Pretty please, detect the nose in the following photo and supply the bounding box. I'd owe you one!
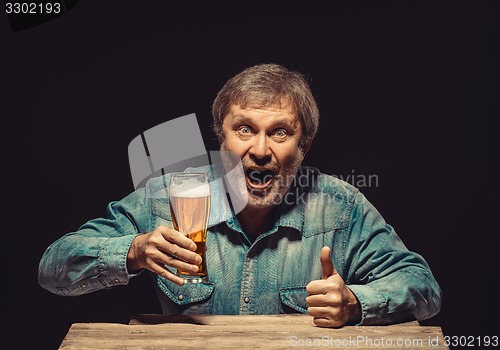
[249,132,271,160]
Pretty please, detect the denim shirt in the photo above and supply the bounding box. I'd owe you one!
[38,166,441,325]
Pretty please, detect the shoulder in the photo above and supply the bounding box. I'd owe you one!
[299,166,359,203]
[296,166,361,234]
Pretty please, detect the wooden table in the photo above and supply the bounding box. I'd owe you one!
[59,314,448,349]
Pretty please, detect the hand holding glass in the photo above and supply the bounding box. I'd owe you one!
[169,173,210,283]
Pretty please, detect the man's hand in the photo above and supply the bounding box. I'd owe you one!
[306,246,361,327]
[127,226,202,286]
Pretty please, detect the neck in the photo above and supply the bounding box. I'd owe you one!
[237,205,275,241]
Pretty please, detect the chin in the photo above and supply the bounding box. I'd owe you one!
[245,190,284,209]
[245,200,275,209]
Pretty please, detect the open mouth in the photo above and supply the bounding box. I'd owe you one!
[245,168,275,190]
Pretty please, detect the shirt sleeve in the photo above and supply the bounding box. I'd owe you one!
[343,192,442,325]
[38,187,150,296]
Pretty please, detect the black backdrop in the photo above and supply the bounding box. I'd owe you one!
[2,1,499,349]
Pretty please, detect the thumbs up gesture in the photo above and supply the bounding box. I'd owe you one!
[306,246,361,327]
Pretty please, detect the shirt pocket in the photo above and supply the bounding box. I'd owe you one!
[156,276,215,313]
[279,286,309,314]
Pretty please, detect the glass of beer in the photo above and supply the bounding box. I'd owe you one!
[169,172,210,283]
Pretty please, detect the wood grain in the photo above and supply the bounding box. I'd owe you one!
[59,314,448,349]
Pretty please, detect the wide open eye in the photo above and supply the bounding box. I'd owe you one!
[273,128,288,139]
[238,126,252,135]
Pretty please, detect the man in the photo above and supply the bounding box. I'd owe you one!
[39,63,441,327]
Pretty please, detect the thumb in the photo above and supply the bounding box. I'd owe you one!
[320,246,338,279]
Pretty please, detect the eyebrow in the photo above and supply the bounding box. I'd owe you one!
[231,114,297,129]
[231,114,251,122]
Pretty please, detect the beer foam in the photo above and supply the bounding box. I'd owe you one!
[170,180,210,198]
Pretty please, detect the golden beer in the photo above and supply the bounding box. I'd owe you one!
[169,173,210,283]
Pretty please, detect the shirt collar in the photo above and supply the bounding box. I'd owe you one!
[223,166,320,237]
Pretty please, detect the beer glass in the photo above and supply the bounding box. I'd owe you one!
[169,173,210,283]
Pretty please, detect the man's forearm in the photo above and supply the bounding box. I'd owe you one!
[38,232,137,296]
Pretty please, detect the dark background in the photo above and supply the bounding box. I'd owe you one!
[2,1,498,349]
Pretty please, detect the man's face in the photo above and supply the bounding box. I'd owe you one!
[220,101,305,209]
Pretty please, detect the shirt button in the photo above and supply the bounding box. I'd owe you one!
[178,295,184,301]
[244,296,250,303]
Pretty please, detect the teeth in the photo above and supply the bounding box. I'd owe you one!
[246,169,274,185]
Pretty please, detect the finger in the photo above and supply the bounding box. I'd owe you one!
[307,291,344,308]
[159,240,202,265]
[312,317,343,328]
[308,306,344,328]
[153,249,201,273]
[307,306,334,318]
[308,307,343,328]
[306,294,325,307]
[158,226,197,251]
[312,317,331,328]
[306,279,342,295]
[320,246,338,279]
[154,226,201,265]
[306,280,331,295]
[149,261,185,286]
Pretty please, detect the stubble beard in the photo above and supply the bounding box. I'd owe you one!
[220,144,304,209]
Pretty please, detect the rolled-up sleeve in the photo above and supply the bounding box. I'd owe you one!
[343,192,442,325]
[38,188,149,296]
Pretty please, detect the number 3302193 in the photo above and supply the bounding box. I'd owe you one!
[444,335,498,347]
[5,3,61,14]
